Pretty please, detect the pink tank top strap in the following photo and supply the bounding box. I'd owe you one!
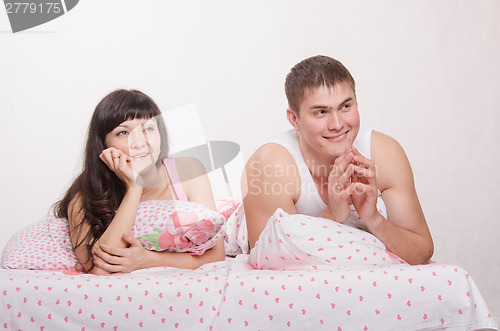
[162,157,189,202]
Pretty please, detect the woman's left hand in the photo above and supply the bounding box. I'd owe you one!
[350,147,381,227]
[93,234,150,273]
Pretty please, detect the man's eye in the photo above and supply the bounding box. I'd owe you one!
[341,104,350,111]
[315,110,326,115]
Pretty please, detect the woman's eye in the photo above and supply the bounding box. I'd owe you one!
[144,126,155,133]
[117,131,128,136]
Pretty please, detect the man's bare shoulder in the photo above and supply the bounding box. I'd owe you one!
[371,131,405,158]
[371,130,413,190]
[243,143,301,200]
[245,143,298,180]
[247,143,295,165]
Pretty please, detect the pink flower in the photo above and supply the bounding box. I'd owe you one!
[184,220,215,245]
[157,211,217,250]
[158,211,198,250]
[215,199,240,220]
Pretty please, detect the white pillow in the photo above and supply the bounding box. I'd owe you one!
[249,209,407,270]
[1,217,83,271]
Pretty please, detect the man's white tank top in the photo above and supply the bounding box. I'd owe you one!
[266,128,388,231]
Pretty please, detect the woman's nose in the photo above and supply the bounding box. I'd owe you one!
[128,127,147,149]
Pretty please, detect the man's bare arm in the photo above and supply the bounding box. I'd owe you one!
[242,144,299,248]
[368,131,434,264]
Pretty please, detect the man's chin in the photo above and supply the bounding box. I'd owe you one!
[327,144,353,158]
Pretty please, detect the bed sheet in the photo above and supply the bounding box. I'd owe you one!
[1,256,497,331]
[1,262,229,330]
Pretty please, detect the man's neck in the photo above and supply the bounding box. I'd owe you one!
[298,138,337,181]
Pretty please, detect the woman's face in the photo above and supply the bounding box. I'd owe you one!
[104,116,161,174]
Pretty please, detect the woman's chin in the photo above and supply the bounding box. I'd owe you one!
[133,163,162,187]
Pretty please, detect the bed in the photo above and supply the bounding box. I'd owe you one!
[0,257,497,330]
[1,199,498,331]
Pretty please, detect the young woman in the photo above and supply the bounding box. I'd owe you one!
[55,89,224,275]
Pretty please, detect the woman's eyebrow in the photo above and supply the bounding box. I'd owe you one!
[114,124,130,129]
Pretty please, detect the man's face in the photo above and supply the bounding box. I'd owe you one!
[292,83,360,161]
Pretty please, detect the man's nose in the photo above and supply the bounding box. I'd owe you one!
[327,112,343,131]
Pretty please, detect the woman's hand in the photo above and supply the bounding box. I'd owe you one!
[99,147,139,189]
[93,234,150,274]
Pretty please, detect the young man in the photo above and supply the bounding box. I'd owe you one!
[242,55,433,265]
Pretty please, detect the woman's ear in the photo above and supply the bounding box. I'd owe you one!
[286,108,301,132]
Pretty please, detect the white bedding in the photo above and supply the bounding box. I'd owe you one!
[1,256,497,330]
[1,203,498,330]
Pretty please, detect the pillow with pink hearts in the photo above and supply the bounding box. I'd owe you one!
[132,200,225,255]
[1,216,83,271]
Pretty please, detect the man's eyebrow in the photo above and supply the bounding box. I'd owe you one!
[310,104,331,110]
[338,97,354,107]
[309,97,354,110]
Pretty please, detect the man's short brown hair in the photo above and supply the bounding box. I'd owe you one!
[285,55,356,114]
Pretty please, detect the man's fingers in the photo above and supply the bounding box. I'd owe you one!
[353,165,377,184]
[334,163,354,188]
[333,149,354,173]
[348,182,373,195]
[352,150,375,169]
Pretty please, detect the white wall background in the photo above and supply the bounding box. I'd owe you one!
[1,0,499,318]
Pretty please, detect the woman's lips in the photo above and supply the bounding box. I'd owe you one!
[130,153,150,161]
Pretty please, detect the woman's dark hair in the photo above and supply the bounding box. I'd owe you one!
[54,89,169,260]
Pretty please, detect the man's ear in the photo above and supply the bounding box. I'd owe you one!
[286,108,301,132]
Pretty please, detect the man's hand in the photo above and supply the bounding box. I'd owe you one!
[350,146,381,229]
[321,147,357,223]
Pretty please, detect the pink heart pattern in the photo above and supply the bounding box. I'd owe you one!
[0,260,496,329]
[0,200,496,330]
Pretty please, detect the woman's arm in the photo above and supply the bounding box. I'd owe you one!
[68,186,143,275]
[93,156,225,272]
[94,235,225,272]
[67,193,94,272]
[68,147,145,274]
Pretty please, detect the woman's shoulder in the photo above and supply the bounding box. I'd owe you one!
[169,156,208,181]
[67,192,84,226]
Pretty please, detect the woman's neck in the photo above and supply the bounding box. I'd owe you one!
[137,164,167,189]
